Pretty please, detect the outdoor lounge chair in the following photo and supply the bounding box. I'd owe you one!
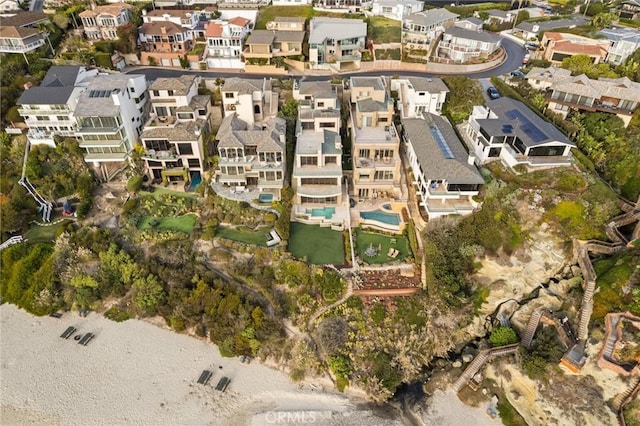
[387,248,395,257]
[390,249,400,259]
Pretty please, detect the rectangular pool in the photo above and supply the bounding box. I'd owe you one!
[360,209,400,226]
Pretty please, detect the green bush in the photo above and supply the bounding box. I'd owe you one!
[93,52,113,69]
[104,306,131,322]
[93,41,115,53]
[489,326,518,347]
[126,175,144,193]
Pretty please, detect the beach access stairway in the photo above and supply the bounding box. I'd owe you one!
[521,310,543,348]
[19,177,53,222]
[0,235,23,251]
[612,375,640,423]
[452,344,519,393]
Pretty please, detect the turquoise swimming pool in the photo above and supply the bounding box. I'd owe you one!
[306,206,335,219]
[360,209,400,226]
[258,193,273,203]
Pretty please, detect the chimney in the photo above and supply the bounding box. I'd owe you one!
[142,9,147,16]
[161,26,167,35]
[532,25,539,33]
[467,153,476,166]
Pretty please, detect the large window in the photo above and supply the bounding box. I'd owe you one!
[319,122,335,128]
[300,156,318,166]
[77,116,119,129]
[178,143,193,155]
[359,149,370,158]
[301,177,337,185]
[375,149,394,159]
[325,156,337,165]
[146,139,172,151]
[301,196,337,204]
[374,171,393,180]
[188,158,201,168]
[261,171,282,181]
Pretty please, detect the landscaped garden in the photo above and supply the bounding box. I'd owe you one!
[216,225,270,247]
[24,220,72,242]
[137,214,197,234]
[375,49,401,61]
[367,16,401,44]
[289,222,344,264]
[354,228,411,264]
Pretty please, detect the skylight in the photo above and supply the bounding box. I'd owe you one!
[430,125,454,159]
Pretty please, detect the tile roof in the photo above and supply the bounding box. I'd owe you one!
[525,66,572,84]
[74,74,144,117]
[149,75,197,94]
[457,17,484,26]
[79,3,131,18]
[478,97,574,148]
[229,16,250,27]
[17,66,85,105]
[406,76,449,93]
[309,17,367,44]
[485,9,511,18]
[356,98,389,113]
[598,27,640,44]
[205,23,223,37]
[405,8,459,27]
[552,74,640,102]
[553,40,605,56]
[403,114,483,185]
[246,29,305,45]
[141,119,207,141]
[140,21,184,36]
[515,17,587,33]
[216,114,286,151]
[0,25,39,39]
[297,80,334,98]
[222,77,266,95]
[145,9,193,19]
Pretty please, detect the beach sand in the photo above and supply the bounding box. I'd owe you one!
[1,304,496,425]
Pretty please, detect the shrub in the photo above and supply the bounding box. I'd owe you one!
[126,175,144,193]
[489,326,518,347]
[122,198,138,215]
[104,306,131,322]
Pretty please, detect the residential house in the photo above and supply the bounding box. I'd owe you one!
[403,114,483,218]
[17,66,100,147]
[74,74,149,179]
[0,11,50,54]
[599,27,640,66]
[546,74,640,127]
[308,17,367,71]
[0,0,20,12]
[140,76,211,184]
[465,97,575,168]
[349,76,402,200]
[272,0,312,5]
[371,0,424,22]
[455,17,484,32]
[478,9,514,25]
[221,77,278,125]
[389,76,449,118]
[620,0,640,20]
[315,0,365,12]
[79,3,132,41]
[513,16,587,40]
[293,80,342,133]
[141,9,201,36]
[243,29,305,64]
[204,17,251,69]
[138,22,194,66]
[292,80,344,209]
[215,114,287,200]
[541,32,609,64]
[438,26,502,62]
[402,8,459,55]
[524,66,572,90]
[265,17,305,32]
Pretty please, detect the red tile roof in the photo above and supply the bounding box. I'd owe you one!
[228,17,250,27]
[205,23,223,37]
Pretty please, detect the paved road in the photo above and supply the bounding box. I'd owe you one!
[126,37,525,81]
[30,0,43,12]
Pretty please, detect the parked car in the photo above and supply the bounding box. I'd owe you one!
[522,53,531,64]
[525,42,539,50]
[510,70,526,79]
[487,87,501,100]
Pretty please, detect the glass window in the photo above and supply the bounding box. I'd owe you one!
[178,143,193,155]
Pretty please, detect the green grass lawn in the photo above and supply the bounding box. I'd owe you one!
[354,228,410,264]
[289,222,344,264]
[190,43,206,56]
[216,225,269,247]
[255,5,315,29]
[24,220,72,242]
[368,16,401,44]
[137,214,197,234]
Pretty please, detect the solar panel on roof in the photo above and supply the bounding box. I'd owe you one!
[429,125,454,159]
[502,124,513,133]
[89,89,112,98]
[504,109,547,143]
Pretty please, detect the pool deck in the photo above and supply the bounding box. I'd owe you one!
[351,199,407,230]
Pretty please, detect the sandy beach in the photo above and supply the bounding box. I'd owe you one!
[0,304,496,425]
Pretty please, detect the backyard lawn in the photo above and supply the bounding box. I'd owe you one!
[354,228,411,264]
[375,48,401,60]
[24,219,72,242]
[368,16,401,44]
[137,214,197,234]
[255,5,315,29]
[140,187,197,200]
[216,225,270,247]
[289,222,344,264]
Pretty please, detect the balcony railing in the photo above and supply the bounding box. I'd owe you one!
[0,38,46,53]
[141,150,179,161]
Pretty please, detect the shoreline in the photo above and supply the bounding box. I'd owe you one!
[0,304,497,425]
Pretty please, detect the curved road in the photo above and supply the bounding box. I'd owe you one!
[126,37,525,81]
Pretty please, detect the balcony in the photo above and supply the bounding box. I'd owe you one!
[146,115,176,127]
[141,149,179,161]
[0,38,46,54]
[438,42,481,54]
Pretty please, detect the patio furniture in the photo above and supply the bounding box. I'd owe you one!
[78,332,94,346]
[60,326,76,339]
[387,248,395,257]
[390,249,400,258]
[390,238,397,245]
[197,370,213,385]
[215,376,230,392]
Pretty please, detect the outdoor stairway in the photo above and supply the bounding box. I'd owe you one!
[577,279,595,342]
[606,223,628,245]
[0,235,23,251]
[522,310,543,348]
[452,344,519,393]
[612,375,640,413]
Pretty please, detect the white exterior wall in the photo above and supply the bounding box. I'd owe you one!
[390,79,447,117]
[222,91,256,125]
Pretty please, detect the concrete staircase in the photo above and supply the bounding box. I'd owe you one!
[452,344,519,393]
[521,309,543,349]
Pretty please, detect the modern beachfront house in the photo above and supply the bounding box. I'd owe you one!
[292,79,344,220]
[215,114,287,200]
[221,77,278,126]
[74,74,149,181]
[79,3,133,41]
[390,76,449,119]
[308,17,367,71]
[465,97,575,168]
[204,16,251,69]
[402,8,459,56]
[403,114,483,218]
[349,76,402,200]
[17,66,100,147]
[139,76,212,185]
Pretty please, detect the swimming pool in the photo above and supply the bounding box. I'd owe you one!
[360,209,400,226]
[258,193,273,203]
[306,206,335,219]
[188,172,202,191]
